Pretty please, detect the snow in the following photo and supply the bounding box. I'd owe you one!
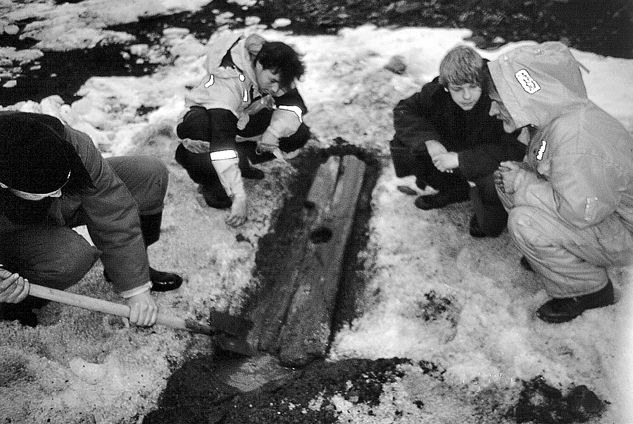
[1,0,632,422]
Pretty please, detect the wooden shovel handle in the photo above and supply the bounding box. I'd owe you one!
[28,283,215,336]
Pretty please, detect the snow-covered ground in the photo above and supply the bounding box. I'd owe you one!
[1,0,633,422]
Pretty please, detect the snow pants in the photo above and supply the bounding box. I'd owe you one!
[505,203,633,298]
[0,156,168,300]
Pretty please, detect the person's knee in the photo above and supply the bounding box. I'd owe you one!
[176,107,210,141]
[22,233,100,289]
[279,124,310,153]
[507,207,549,247]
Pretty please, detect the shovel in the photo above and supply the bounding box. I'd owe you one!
[28,283,254,356]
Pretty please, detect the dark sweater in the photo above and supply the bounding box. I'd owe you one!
[392,76,525,181]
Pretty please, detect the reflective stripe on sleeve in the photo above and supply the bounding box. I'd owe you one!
[210,149,238,161]
[277,105,304,123]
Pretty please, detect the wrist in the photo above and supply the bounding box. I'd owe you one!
[120,282,152,298]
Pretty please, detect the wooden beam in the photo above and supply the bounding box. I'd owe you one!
[278,155,366,367]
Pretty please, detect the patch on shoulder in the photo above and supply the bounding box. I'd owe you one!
[515,69,541,94]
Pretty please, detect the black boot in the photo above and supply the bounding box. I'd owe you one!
[239,160,265,180]
[0,302,38,327]
[536,280,615,324]
[149,267,183,292]
[414,189,469,210]
[199,185,232,209]
[469,214,487,238]
[104,268,183,292]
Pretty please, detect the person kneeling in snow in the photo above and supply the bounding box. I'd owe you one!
[0,111,182,328]
[391,45,525,237]
[175,33,310,227]
[489,42,633,323]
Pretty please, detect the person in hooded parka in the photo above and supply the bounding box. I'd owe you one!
[489,42,633,323]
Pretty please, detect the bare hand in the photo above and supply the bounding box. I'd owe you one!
[425,140,448,160]
[226,195,248,227]
[126,290,158,327]
[494,161,524,194]
[433,152,458,173]
[0,268,30,304]
[180,138,211,154]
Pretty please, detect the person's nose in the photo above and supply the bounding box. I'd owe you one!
[462,88,472,101]
[489,101,499,116]
[269,82,279,94]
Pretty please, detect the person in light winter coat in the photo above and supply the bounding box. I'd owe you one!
[489,42,633,323]
[0,111,182,327]
[175,32,310,227]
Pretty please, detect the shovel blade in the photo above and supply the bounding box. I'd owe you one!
[208,310,253,338]
[214,334,255,357]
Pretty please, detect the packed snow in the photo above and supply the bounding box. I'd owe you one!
[1,0,632,422]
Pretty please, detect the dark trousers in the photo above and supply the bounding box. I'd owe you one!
[0,156,168,296]
[390,142,470,195]
[470,174,508,237]
[175,106,310,194]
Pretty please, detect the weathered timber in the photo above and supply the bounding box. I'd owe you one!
[278,155,366,367]
[247,155,366,367]
[247,156,341,353]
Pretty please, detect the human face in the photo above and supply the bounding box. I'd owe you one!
[447,83,482,111]
[255,62,282,97]
[488,88,519,133]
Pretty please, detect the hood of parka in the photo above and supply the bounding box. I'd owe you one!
[487,42,589,129]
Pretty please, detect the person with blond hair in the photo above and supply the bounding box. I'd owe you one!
[391,45,525,237]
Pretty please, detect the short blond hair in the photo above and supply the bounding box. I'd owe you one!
[438,45,484,88]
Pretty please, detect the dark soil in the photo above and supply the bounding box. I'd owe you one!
[2,0,631,106]
[143,356,409,424]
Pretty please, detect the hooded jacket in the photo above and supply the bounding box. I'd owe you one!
[488,42,633,232]
[185,32,307,151]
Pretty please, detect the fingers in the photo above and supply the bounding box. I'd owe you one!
[494,169,507,193]
[226,213,247,227]
[129,302,158,327]
[127,294,158,327]
[0,273,30,304]
[226,197,248,227]
[181,138,211,153]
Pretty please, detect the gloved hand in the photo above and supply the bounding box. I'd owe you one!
[256,130,280,154]
[226,195,247,227]
[181,138,211,153]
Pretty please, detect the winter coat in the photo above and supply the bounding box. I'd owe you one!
[185,32,307,151]
[392,76,525,181]
[488,41,633,234]
[0,111,149,294]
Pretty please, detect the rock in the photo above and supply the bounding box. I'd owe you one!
[5,24,19,35]
[385,55,406,75]
[272,18,291,28]
[69,358,107,385]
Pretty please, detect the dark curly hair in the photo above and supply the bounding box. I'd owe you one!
[255,41,305,89]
